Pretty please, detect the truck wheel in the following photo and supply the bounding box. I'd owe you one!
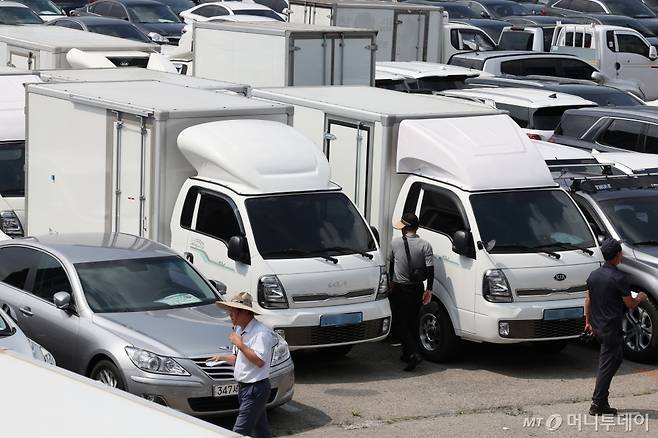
[91,360,126,391]
[532,340,569,354]
[623,298,658,363]
[418,301,459,362]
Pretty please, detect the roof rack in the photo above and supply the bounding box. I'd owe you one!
[568,174,658,193]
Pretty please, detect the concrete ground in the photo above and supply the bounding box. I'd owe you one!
[243,340,658,437]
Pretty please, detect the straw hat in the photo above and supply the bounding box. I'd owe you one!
[216,291,260,315]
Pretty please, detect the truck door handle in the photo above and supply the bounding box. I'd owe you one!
[19,306,33,317]
[184,252,194,263]
[615,62,621,70]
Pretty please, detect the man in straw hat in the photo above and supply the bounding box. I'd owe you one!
[209,292,276,438]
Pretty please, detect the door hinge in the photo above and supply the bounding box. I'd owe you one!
[366,44,378,51]
[290,46,302,52]
[323,132,337,141]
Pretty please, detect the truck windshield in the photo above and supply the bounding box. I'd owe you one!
[470,189,595,254]
[598,194,658,245]
[75,256,218,313]
[246,193,376,260]
[0,141,25,198]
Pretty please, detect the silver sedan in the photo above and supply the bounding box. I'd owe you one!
[0,233,294,416]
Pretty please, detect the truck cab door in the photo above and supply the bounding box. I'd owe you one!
[392,11,428,61]
[613,31,657,100]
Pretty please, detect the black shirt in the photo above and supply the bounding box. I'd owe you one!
[586,263,630,334]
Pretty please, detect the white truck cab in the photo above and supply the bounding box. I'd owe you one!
[499,25,546,51]
[551,24,658,100]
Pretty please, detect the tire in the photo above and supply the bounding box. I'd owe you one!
[318,345,353,358]
[532,340,569,354]
[90,360,127,391]
[622,297,658,363]
[418,301,459,362]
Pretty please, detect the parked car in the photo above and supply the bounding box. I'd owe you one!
[551,106,658,153]
[179,1,284,23]
[0,1,43,24]
[376,61,485,92]
[465,75,646,106]
[7,0,63,21]
[72,0,184,45]
[441,87,597,139]
[460,0,533,18]
[47,15,152,42]
[0,232,295,416]
[0,308,55,364]
[566,14,658,48]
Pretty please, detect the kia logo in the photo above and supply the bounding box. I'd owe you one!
[328,281,347,288]
[554,273,567,282]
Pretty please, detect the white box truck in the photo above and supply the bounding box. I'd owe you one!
[192,21,377,86]
[252,86,603,361]
[0,25,159,70]
[25,81,391,351]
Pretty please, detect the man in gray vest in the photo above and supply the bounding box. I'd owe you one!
[389,212,434,372]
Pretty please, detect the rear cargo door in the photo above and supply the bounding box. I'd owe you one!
[290,37,331,85]
[393,11,428,61]
[333,36,374,85]
[324,119,371,215]
[112,118,151,237]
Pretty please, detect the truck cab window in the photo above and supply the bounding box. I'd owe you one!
[419,189,466,239]
[597,119,644,151]
[31,253,73,304]
[616,33,650,57]
[193,193,241,243]
[180,186,199,228]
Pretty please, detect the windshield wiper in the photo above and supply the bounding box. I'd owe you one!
[491,244,561,259]
[261,248,338,264]
[535,242,594,256]
[631,240,658,246]
[321,246,374,260]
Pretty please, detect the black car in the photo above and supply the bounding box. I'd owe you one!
[466,76,645,106]
[643,0,658,14]
[47,15,152,42]
[72,0,184,45]
[0,2,43,24]
[552,106,658,154]
[565,13,658,48]
[460,0,532,19]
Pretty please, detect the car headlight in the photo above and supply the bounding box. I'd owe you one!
[376,266,389,300]
[148,32,170,43]
[0,210,23,237]
[271,335,290,367]
[28,339,56,365]
[258,275,288,309]
[125,347,189,376]
[482,269,512,303]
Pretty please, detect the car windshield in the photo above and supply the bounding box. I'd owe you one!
[75,256,217,313]
[128,4,180,23]
[0,141,25,198]
[470,189,595,253]
[489,2,530,17]
[234,9,284,20]
[0,312,12,336]
[15,0,60,14]
[598,195,658,245]
[606,0,656,18]
[0,6,43,23]
[245,193,376,259]
[443,4,481,18]
[87,23,151,42]
[532,106,593,131]
[160,0,194,15]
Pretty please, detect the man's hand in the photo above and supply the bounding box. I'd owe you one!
[422,289,432,305]
[229,332,244,350]
[207,354,225,362]
[584,322,593,335]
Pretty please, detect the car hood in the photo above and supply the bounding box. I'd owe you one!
[93,304,235,358]
[136,22,184,37]
[634,245,658,269]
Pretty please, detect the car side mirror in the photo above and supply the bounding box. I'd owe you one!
[370,225,380,245]
[228,235,251,265]
[649,46,657,61]
[480,11,490,18]
[53,292,72,310]
[452,230,475,259]
[209,280,227,295]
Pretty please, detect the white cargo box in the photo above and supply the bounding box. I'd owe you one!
[289,0,445,62]
[26,81,292,243]
[0,25,159,70]
[37,67,249,94]
[193,21,377,87]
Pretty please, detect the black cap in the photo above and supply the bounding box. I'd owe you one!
[600,238,622,261]
[393,212,419,230]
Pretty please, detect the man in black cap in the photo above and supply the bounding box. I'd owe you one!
[585,238,647,416]
[389,212,434,371]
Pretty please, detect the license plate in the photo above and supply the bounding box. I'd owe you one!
[543,307,583,321]
[213,383,239,398]
[320,312,363,327]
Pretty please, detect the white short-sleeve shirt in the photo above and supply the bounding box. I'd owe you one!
[233,318,275,383]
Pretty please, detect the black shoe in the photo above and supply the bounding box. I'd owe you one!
[589,403,618,416]
[403,354,422,372]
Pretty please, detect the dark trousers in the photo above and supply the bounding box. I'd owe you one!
[234,379,272,438]
[592,327,624,405]
[391,282,424,359]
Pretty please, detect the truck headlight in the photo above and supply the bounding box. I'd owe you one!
[376,266,389,300]
[28,339,56,365]
[258,275,288,309]
[0,211,23,237]
[482,269,512,303]
[125,347,189,376]
[271,335,290,367]
[148,32,170,43]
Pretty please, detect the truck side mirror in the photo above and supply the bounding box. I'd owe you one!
[209,280,227,295]
[228,236,251,265]
[650,46,657,61]
[370,225,380,245]
[452,230,475,259]
[53,292,71,311]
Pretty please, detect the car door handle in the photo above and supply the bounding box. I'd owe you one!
[615,62,621,70]
[19,306,33,317]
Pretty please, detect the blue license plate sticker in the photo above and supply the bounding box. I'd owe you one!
[320,312,363,327]
[543,307,584,321]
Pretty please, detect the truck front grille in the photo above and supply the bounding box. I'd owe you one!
[191,357,234,380]
[283,318,385,346]
[503,317,585,339]
[292,288,375,303]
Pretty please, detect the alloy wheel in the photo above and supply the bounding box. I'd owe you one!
[419,312,440,352]
[96,368,119,388]
[623,307,653,353]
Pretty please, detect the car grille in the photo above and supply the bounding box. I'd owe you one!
[283,318,385,346]
[504,317,585,339]
[188,389,278,413]
[191,357,234,380]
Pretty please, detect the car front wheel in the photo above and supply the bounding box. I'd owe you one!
[623,297,658,363]
[90,360,127,391]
